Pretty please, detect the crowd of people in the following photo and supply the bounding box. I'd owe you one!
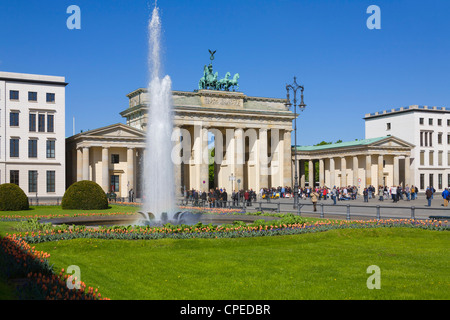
[183,184,450,209]
[183,187,258,207]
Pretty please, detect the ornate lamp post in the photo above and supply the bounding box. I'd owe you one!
[285,77,306,209]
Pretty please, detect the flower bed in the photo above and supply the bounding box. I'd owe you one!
[0,235,108,300]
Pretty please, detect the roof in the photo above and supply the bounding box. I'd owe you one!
[294,136,391,151]
[364,105,450,119]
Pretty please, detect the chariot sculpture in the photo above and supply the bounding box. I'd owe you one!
[198,50,239,91]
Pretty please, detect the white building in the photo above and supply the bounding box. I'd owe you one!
[0,71,67,200]
[364,105,450,192]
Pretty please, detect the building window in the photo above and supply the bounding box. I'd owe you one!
[420,151,425,166]
[429,151,434,166]
[28,171,38,193]
[10,112,19,126]
[420,174,425,190]
[28,91,37,102]
[46,93,55,103]
[111,154,120,164]
[429,118,433,125]
[438,151,443,166]
[10,138,19,157]
[448,134,450,145]
[438,174,443,189]
[38,114,45,132]
[448,174,450,188]
[386,123,391,130]
[429,132,433,147]
[420,132,424,147]
[438,119,442,126]
[419,118,424,125]
[29,114,36,132]
[448,151,450,166]
[47,115,54,133]
[429,174,434,188]
[110,175,119,192]
[448,119,450,126]
[46,171,55,193]
[438,133,442,144]
[28,139,38,158]
[9,90,19,100]
[46,140,55,158]
[10,170,19,186]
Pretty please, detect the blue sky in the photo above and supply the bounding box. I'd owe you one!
[1,0,449,146]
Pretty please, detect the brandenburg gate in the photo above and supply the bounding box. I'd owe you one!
[121,88,295,194]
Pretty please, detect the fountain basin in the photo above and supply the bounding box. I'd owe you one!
[40,213,281,228]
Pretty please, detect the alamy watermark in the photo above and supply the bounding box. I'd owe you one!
[366,265,381,289]
[66,265,81,289]
[67,5,81,30]
[367,5,381,30]
[171,121,281,176]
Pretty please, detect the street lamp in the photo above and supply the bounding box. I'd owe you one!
[285,76,306,209]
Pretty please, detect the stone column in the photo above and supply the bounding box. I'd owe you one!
[76,148,83,182]
[378,154,384,187]
[353,156,359,187]
[283,130,292,187]
[235,127,244,188]
[193,124,202,191]
[299,160,306,188]
[259,128,269,189]
[365,155,372,187]
[340,157,346,187]
[127,147,135,194]
[404,156,411,186]
[308,159,314,187]
[82,147,90,181]
[329,157,335,187]
[319,159,325,187]
[393,156,399,186]
[173,126,182,195]
[101,147,109,192]
[200,126,209,192]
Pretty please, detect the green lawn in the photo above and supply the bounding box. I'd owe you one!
[0,204,140,219]
[32,227,449,300]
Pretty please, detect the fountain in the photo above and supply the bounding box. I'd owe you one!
[138,4,201,226]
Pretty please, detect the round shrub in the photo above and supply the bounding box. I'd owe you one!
[0,183,29,211]
[62,180,108,210]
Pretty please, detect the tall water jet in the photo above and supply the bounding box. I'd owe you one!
[142,5,176,220]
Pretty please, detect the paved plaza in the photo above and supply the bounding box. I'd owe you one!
[179,193,450,222]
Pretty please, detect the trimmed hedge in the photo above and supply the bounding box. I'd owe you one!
[0,183,29,211]
[61,180,108,210]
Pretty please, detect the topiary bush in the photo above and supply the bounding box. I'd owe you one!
[0,183,29,211]
[62,180,108,210]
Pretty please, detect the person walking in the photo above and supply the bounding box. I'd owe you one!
[441,188,450,207]
[311,189,319,212]
[426,187,433,207]
[331,186,337,205]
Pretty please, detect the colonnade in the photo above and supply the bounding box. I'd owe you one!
[173,125,292,193]
[293,154,411,190]
[76,146,141,196]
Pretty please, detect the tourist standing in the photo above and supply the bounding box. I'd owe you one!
[426,187,433,207]
[363,188,369,202]
[311,189,319,212]
[378,185,384,201]
[391,186,397,203]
